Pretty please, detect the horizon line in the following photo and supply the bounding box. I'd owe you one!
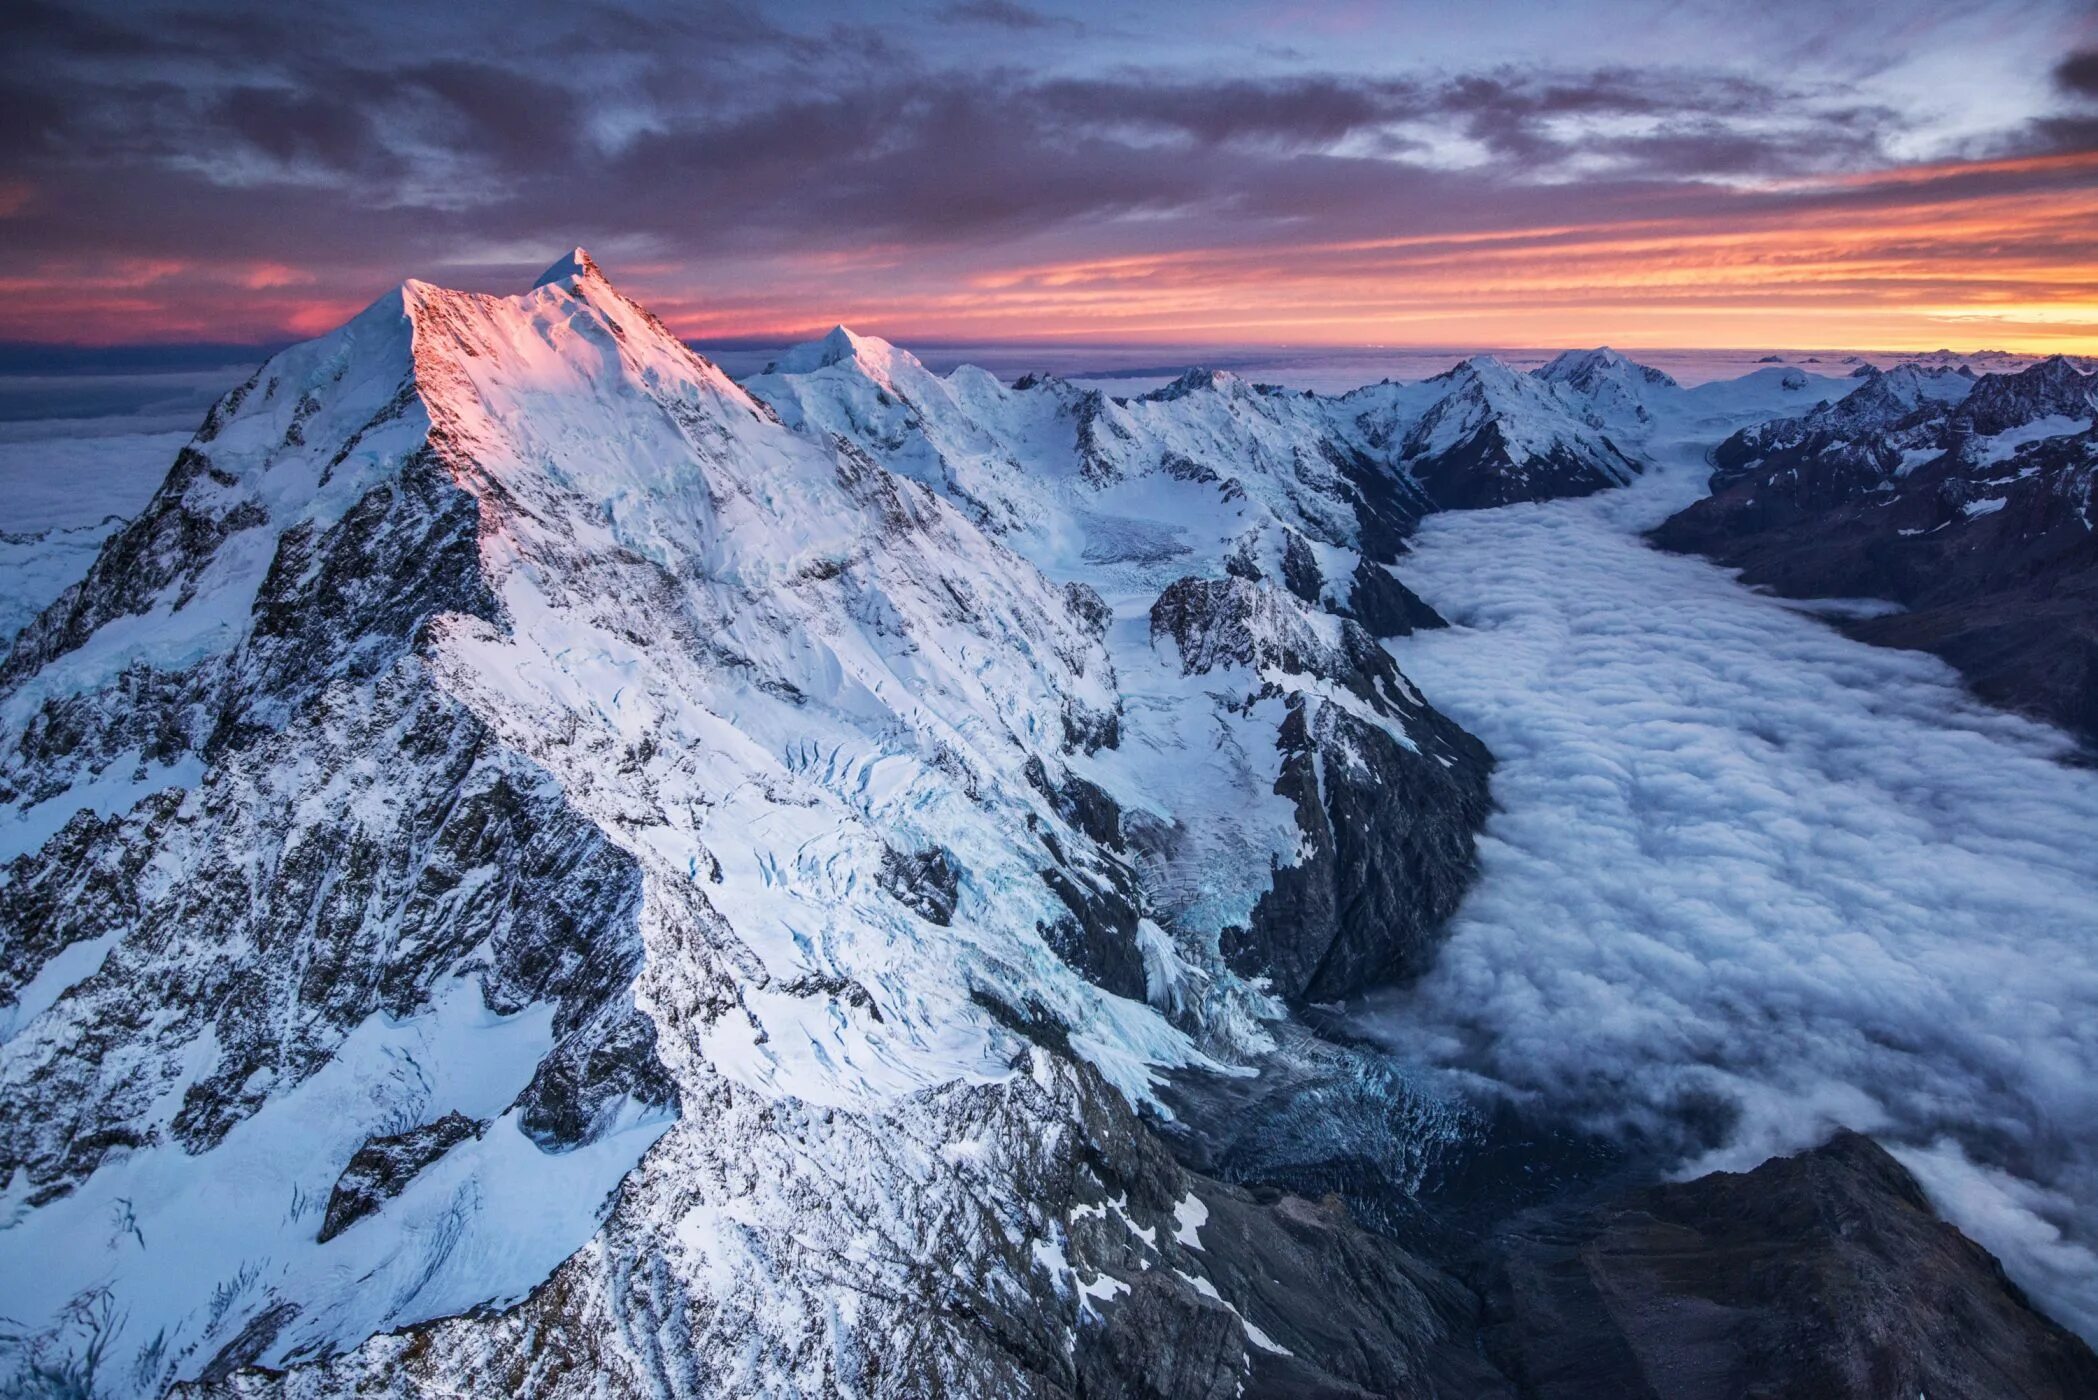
[0,335,2072,374]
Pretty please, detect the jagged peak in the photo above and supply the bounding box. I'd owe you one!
[1428,355,1549,406]
[1538,346,1625,372]
[532,246,601,289]
[762,324,922,382]
[1431,353,1521,387]
[1140,367,1244,402]
[1879,361,1971,385]
[1972,354,2095,399]
[2028,353,2090,378]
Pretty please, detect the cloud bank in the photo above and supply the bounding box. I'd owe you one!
[1358,462,2098,1337]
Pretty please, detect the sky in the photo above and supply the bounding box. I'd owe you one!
[4,0,2096,353]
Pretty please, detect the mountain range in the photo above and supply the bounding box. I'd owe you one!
[1653,356,2098,747]
[2,252,2093,1398]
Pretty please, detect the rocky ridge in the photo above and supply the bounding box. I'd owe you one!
[1654,356,2098,748]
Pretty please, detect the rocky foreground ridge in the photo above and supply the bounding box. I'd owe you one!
[0,254,2089,1396]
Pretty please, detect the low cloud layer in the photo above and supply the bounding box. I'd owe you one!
[0,0,2093,348]
[1359,466,2098,1337]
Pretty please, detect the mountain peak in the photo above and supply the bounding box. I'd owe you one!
[760,324,921,382]
[1537,346,1679,392]
[818,323,867,359]
[532,246,601,289]
[1430,354,1525,393]
[1140,367,1243,402]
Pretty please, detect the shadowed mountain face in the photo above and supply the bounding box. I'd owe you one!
[1,255,2092,1397]
[1653,357,2098,749]
[1480,1132,2098,1400]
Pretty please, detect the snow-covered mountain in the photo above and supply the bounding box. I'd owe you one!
[744,327,1652,634]
[1656,355,2098,747]
[1533,345,1680,426]
[4,253,2091,1397]
[0,252,1514,1395]
[1708,362,1977,488]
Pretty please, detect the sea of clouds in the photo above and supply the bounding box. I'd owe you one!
[0,373,217,642]
[1359,461,2098,1337]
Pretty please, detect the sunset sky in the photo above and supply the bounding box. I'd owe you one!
[5,0,2097,352]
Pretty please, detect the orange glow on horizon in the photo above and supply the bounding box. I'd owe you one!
[6,147,2096,357]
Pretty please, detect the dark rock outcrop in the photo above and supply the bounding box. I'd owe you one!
[1230,694,1491,1003]
[1280,531,1323,604]
[1061,580,1113,640]
[319,1112,486,1242]
[1479,1131,2098,1399]
[877,844,963,926]
[1038,853,1148,1003]
[1347,559,1446,638]
[1408,419,1641,512]
[1025,754,1125,852]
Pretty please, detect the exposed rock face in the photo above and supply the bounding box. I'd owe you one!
[1704,362,1973,488]
[1408,420,1638,511]
[1,677,668,1201]
[1347,558,1446,639]
[1234,695,1491,1003]
[1147,576,1492,1003]
[1654,357,2098,747]
[877,844,962,925]
[1280,530,1323,603]
[319,1112,487,1242]
[1479,1132,2098,1399]
[194,1050,1498,1400]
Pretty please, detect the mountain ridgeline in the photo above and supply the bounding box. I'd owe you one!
[1653,356,2098,748]
[1,253,2092,1398]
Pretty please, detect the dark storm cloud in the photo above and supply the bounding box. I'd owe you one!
[397,60,590,168]
[2058,48,2098,98]
[1035,74,1421,146]
[213,85,392,174]
[0,31,1740,264]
